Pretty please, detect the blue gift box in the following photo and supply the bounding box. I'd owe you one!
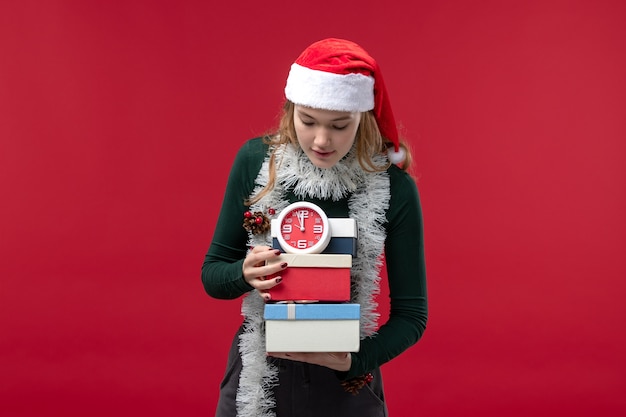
[272,237,357,257]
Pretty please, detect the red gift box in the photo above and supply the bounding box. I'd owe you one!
[266,254,352,302]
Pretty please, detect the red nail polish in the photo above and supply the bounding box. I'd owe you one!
[280,262,288,268]
[275,277,282,283]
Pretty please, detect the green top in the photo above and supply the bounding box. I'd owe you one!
[202,137,428,379]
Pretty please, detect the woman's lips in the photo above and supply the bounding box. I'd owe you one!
[313,149,334,158]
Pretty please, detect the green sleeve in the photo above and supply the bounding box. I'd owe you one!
[201,138,267,299]
[347,167,428,378]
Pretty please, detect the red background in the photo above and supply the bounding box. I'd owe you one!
[1,0,625,416]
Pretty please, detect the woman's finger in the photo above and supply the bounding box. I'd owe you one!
[253,275,283,291]
[243,248,288,285]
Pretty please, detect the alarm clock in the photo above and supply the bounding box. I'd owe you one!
[275,201,331,254]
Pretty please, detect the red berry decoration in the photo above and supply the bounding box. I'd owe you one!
[268,208,276,215]
[242,210,271,235]
[341,373,374,395]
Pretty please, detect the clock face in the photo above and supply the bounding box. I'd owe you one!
[276,202,330,254]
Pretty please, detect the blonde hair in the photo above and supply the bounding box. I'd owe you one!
[246,101,412,205]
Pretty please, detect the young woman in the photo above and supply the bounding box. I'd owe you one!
[202,38,428,417]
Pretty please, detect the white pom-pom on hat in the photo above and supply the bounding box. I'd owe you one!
[387,146,406,165]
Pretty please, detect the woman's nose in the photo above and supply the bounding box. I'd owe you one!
[313,127,331,146]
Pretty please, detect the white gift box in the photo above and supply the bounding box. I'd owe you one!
[264,303,360,352]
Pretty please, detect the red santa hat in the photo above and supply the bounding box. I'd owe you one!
[285,38,405,164]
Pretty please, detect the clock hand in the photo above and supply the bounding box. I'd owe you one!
[294,212,302,231]
[298,211,305,232]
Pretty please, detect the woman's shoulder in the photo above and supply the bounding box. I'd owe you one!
[238,136,270,156]
[225,137,270,183]
[386,163,418,193]
[231,137,270,167]
[385,164,423,224]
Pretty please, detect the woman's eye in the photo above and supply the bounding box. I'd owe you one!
[333,125,348,130]
[301,120,314,126]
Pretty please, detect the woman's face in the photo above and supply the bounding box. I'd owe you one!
[293,105,361,169]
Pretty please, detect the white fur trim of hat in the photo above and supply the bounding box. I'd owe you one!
[285,63,375,112]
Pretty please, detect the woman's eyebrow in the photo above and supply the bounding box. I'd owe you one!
[298,110,352,121]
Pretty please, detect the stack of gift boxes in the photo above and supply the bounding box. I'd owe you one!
[264,218,360,352]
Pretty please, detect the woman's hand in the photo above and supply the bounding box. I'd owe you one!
[267,351,352,372]
[242,246,288,301]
